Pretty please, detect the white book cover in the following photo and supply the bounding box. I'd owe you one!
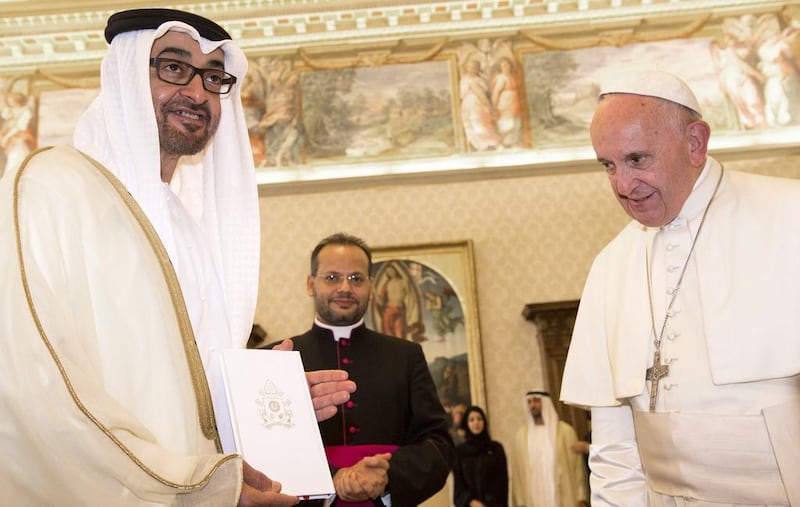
[219,349,335,500]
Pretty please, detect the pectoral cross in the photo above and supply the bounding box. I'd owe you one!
[645,349,669,412]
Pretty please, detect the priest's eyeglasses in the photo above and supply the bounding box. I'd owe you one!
[316,272,368,288]
[149,58,237,95]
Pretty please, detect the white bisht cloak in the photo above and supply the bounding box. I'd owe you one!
[0,146,242,505]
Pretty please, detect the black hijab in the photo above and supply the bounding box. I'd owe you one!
[458,405,492,455]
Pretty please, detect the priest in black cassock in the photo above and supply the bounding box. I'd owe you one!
[275,232,454,507]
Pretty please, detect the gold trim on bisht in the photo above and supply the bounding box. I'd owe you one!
[12,146,231,490]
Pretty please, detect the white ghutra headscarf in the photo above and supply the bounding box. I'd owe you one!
[73,20,259,351]
[525,390,559,506]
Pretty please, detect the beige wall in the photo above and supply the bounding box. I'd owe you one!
[255,152,800,461]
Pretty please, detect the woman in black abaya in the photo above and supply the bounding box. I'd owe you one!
[453,405,509,507]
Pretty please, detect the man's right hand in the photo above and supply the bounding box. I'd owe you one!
[332,453,392,502]
[238,460,299,507]
[271,339,357,422]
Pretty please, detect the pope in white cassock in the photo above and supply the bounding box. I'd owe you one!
[560,70,800,505]
[0,8,352,506]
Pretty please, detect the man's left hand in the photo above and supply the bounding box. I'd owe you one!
[333,453,391,502]
[273,338,357,422]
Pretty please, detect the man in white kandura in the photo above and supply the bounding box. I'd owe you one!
[510,390,588,507]
[0,8,353,506]
[561,70,800,505]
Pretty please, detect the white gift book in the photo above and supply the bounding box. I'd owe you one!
[219,349,335,500]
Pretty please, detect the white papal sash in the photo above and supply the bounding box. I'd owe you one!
[632,411,789,505]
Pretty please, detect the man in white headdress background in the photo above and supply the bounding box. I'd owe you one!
[0,8,354,506]
[510,390,588,507]
[561,70,800,505]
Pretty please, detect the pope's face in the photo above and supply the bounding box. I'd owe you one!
[307,244,372,326]
[149,31,223,162]
[590,94,707,228]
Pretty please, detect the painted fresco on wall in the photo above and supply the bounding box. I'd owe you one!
[246,57,456,170]
[524,13,800,148]
[9,10,800,187]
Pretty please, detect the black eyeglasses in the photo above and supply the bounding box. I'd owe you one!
[149,57,237,95]
[315,272,369,288]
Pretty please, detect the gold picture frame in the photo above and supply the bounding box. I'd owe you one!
[366,240,485,443]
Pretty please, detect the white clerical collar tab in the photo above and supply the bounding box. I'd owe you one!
[314,318,364,341]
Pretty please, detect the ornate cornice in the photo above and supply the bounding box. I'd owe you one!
[1,0,795,75]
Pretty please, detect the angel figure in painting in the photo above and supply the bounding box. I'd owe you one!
[240,67,268,166]
[457,38,523,151]
[754,14,800,126]
[709,28,766,130]
[458,57,501,151]
[259,59,303,167]
[244,57,304,168]
[490,55,523,147]
[0,91,36,179]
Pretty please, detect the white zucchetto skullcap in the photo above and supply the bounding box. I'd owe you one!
[599,70,702,117]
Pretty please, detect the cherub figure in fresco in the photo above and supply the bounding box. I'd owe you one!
[709,15,768,130]
[258,59,303,167]
[490,56,523,147]
[458,57,501,151]
[240,68,268,165]
[0,91,36,178]
[456,38,523,151]
[754,14,800,126]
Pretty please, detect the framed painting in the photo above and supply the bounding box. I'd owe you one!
[365,240,485,445]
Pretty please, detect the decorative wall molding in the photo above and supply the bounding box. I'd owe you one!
[1,0,795,74]
[3,0,798,192]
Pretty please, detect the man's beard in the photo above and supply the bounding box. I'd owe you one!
[158,101,219,156]
[314,294,366,326]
